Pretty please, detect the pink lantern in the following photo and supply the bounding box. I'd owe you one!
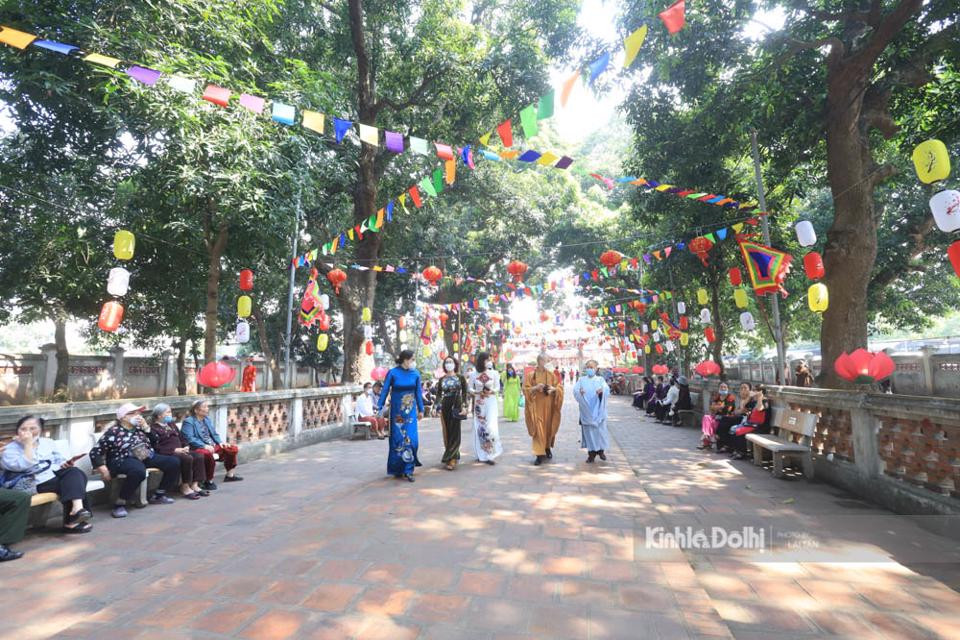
[833,349,895,384]
[694,360,722,377]
[197,361,236,388]
[371,366,389,381]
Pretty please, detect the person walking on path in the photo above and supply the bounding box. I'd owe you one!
[377,350,424,482]
[436,356,468,470]
[501,363,521,422]
[469,352,502,465]
[240,357,257,392]
[524,352,564,465]
[574,360,610,463]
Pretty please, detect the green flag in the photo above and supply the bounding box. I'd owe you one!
[537,91,555,120]
[433,168,444,194]
[519,105,538,138]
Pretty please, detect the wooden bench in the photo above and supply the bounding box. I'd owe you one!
[746,408,818,479]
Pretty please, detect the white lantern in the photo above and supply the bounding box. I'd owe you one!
[653,331,661,343]
[677,302,686,314]
[363,325,374,340]
[319,294,330,310]
[795,220,817,247]
[700,308,712,324]
[930,190,960,233]
[642,323,649,333]
[740,311,756,331]
[106,267,130,297]
[236,320,250,343]
[665,341,675,352]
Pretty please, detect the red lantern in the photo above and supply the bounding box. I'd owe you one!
[318,314,330,331]
[197,361,236,388]
[439,312,449,326]
[728,267,742,286]
[98,301,124,332]
[365,340,374,356]
[506,260,528,283]
[652,364,669,375]
[803,252,825,281]
[705,327,716,343]
[688,236,715,266]
[327,268,347,294]
[948,240,960,278]
[587,308,599,318]
[599,250,624,269]
[422,265,443,286]
[655,344,664,355]
[617,320,626,333]
[834,349,895,384]
[678,315,689,330]
[694,360,722,377]
[540,311,550,323]
[631,366,644,374]
[636,302,647,314]
[239,269,254,291]
[397,316,406,330]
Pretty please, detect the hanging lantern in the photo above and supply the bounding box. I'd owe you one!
[726,267,742,287]
[397,316,406,330]
[678,316,689,331]
[197,360,236,388]
[587,308,599,318]
[700,308,711,324]
[655,344,664,355]
[236,320,250,343]
[364,325,374,340]
[361,307,372,323]
[239,269,254,291]
[704,326,716,343]
[98,301,124,332]
[808,283,829,313]
[651,320,660,331]
[676,301,686,315]
[834,349,895,384]
[696,288,709,305]
[617,320,626,333]
[740,311,756,331]
[795,220,817,247]
[644,345,651,354]
[599,250,624,269]
[540,311,551,323]
[948,240,960,278]
[694,360,722,377]
[641,323,649,333]
[422,265,443,286]
[112,230,136,260]
[237,295,252,318]
[106,267,130,297]
[318,314,330,331]
[804,251,825,280]
[319,294,330,310]
[439,312,449,326]
[688,236,715,266]
[912,139,950,184]
[506,260,528,283]
[423,345,432,358]
[929,190,960,233]
[679,333,689,346]
[327,268,347,294]
[365,340,374,356]
[371,366,388,381]
[734,288,748,309]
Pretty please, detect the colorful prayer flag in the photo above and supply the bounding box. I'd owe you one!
[497,120,513,147]
[384,130,404,153]
[84,52,122,68]
[537,152,559,166]
[0,26,37,49]
[560,70,580,107]
[555,156,574,169]
[239,93,265,114]
[409,186,423,207]
[435,142,454,160]
[445,159,456,184]
[519,105,538,138]
[358,123,379,146]
[409,136,429,155]
[125,66,162,86]
[588,51,611,85]
[658,0,686,35]
[537,91,555,120]
[201,84,231,107]
[32,39,76,55]
[301,110,325,134]
[333,118,352,143]
[166,75,197,93]
[518,150,541,162]
[623,25,648,67]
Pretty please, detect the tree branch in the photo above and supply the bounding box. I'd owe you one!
[316,0,341,15]
[372,72,441,116]
[850,0,923,71]
[773,36,845,69]
[869,215,937,289]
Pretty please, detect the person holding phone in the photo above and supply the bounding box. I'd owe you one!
[0,415,93,533]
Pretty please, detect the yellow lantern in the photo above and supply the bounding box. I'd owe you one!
[237,295,252,318]
[650,320,658,330]
[680,333,689,346]
[361,307,372,323]
[808,283,829,313]
[696,288,708,305]
[437,329,444,340]
[912,139,950,184]
[644,344,651,354]
[113,230,135,260]
[734,288,748,309]
[316,333,329,351]
[423,346,432,358]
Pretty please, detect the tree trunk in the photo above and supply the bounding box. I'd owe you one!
[251,303,282,390]
[203,222,229,363]
[53,310,69,397]
[176,336,187,395]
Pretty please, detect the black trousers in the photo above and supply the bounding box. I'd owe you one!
[0,489,30,545]
[655,402,672,421]
[715,416,743,451]
[108,454,181,502]
[36,467,90,521]
[440,395,462,463]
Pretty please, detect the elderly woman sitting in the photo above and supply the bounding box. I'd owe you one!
[1,415,93,533]
[148,404,209,500]
[180,400,242,489]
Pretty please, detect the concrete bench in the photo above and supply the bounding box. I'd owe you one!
[351,418,373,440]
[104,468,163,507]
[746,408,818,479]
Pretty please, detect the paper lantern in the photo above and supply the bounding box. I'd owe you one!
[397,316,406,330]
[106,267,130,297]
[113,230,135,260]
[422,265,443,286]
[644,345,651,354]
[948,240,960,278]
[316,333,328,351]
[631,366,644,374]
[98,301,124,332]
[929,190,960,233]
[728,268,742,287]
[327,269,348,294]
[237,295,252,318]
[808,283,829,313]
[734,288,748,309]
[599,250,624,268]
[655,344,664,355]
[834,349,895,384]
[319,294,330,310]
[239,269,254,291]
[439,312,449,326]
[236,320,250,343]
[694,360,722,377]
[696,288,708,305]
[795,220,817,247]
[704,326,716,343]
[506,260,528,283]
[700,308,711,324]
[362,307,372,323]
[587,308,599,318]
[912,139,950,184]
[740,311,756,331]
[370,366,388,382]
[364,325,374,340]
[676,301,686,314]
[650,320,658,330]
[679,333,689,346]
[318,314,330,331]
[197,361,235,388]
[803,251,825,281]
[688,236,714,266]
[423,346,432,358]
[365,340,374,355]
[678,316,689,330]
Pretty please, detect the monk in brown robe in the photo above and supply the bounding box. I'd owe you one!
[524,353,564,465]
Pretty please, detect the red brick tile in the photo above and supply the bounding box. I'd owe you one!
[188,602,261,635]
[316,558,367,580]
[302,582,364,612]
[360,562,407,584]
[354,586,416,616]
[139,598,216,629]
[408,593,470,623]
[405,566,457,589]
[458,570,506,596]
[240,610,308,640]
[259,579,312,606]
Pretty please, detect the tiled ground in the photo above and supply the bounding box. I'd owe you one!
[3,396,960,639]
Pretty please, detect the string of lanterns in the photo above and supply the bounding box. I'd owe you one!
[913,140,958,277]
[98,230,135,332]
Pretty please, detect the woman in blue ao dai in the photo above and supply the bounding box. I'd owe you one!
[377,350,424,482]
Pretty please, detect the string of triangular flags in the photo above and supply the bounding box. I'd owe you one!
[584,173,761,214]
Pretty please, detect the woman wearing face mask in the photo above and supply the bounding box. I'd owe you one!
[89,403,182,518]
[435,357,468,470]
[147,404,208,499]
[377,350,424,482]
[698,382,736,450]
[501,364,521,422]
[469,352,502,464]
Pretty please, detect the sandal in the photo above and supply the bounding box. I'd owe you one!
[62,522,93,534]
[198,489,211,497]
[66,509,93,525]
[183,492,201,500]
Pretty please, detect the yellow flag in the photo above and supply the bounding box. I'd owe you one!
[623,25,648,68]
[358,123,379,147]
[398,193,407,209]
[654,184,674,191]
[499,150,520,160]
[479,132,492,146]
[732,223,745,233]
[84,52,122,68]
[347,229,354,241]
[0,26,37,49]
[302,110,325,134]
[376,208,384,228]
[445,159,456,184]
[537,152,559,166]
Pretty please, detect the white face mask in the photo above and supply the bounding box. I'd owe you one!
[444,361,455,372]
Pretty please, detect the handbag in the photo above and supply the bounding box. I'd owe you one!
[130,442,152,461]
[0,459,50,493]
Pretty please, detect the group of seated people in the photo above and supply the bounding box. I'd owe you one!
[0,398,243,562]
[699,381,771,459]
[633,375,693,425]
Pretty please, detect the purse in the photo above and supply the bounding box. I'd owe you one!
[130,442,152,461]
[0,459,50,493]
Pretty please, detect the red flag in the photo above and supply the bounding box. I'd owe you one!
[658,0,686,35]
[409,185,422,207]
[497,119,513,147]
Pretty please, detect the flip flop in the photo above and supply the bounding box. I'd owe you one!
[62,522,93,534]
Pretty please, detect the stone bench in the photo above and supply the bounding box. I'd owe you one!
[746,408,819,479]
[29,478,106,526]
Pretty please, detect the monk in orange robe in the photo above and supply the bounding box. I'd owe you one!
[523,353,564,465]
[240,358,257,392]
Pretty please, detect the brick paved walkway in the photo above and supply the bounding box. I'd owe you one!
[4,396,960,639]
